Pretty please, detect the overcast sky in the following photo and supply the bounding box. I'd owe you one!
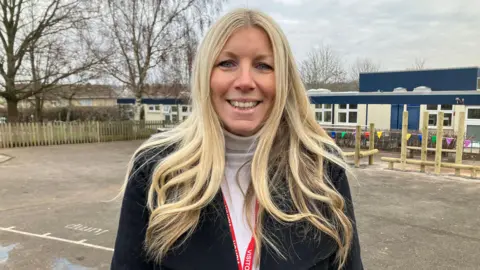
[218,0,480,72]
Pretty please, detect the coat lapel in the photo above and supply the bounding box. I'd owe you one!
[161,191,238,270]
[258,179,338,270]
[259,212,337,270]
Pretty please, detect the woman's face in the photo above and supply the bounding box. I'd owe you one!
[210,26,276,137]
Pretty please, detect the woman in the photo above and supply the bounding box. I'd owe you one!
[111,8,363,270]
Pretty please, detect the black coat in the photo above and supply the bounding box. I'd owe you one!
[110,146,363,270]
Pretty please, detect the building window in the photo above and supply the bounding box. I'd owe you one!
[148,105,161,112]
[314,104,332,123]
[162,105,171,114]
[337,104,358,124]
[182,106,188,112]
[172,106,178,112]
[468,108,480,119]
[426,104,453,127]
[165,115,171,122]
[79,99,93,106]
[172,114,178,122]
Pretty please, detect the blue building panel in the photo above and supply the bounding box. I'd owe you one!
[359,67,480,92]
[309,91,480,105]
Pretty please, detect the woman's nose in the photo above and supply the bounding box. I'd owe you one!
[234,65,256,91]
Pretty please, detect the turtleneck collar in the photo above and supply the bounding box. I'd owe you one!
[223,128,259,154]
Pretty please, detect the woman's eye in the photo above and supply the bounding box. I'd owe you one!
[218,60,236,68]
[256,63,273,70]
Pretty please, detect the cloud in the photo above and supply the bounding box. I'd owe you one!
[271,0,307,6]
[219,0,480,71]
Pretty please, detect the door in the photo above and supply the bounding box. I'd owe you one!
[407,104,420,131]
[390,104,420,131]
[390,104,402,130]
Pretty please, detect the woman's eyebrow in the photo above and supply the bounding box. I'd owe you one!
[255,54,273,61]
[219,50,273,60]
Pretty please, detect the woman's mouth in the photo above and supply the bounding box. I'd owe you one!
[227,100,261,110]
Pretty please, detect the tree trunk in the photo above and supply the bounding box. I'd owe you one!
[7,99,19,123]
[66,98,74,122]
[34,95,44,122]
[134,96,143,121]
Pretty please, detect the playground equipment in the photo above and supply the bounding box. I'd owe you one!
[381,111,479,178]
[342,123,379,168]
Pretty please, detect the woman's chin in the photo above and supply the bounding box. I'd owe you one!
[224,123,261,137]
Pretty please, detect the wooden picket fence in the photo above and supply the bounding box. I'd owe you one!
[0,121,174,148]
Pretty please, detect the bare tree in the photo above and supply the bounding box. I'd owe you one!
[299,44,346,90]
[350,57,381,90]
[0,0,102,122]
[92,0,224,120]
[409,57,426,70]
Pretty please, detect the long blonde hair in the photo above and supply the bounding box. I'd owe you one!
[120,8,355,269]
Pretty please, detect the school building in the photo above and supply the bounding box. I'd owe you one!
[117,67,480,140]
[308,67,480,139]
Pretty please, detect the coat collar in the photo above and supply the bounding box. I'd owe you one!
[161,191,337,270]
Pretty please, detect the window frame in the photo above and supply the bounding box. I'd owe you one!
[337,104,358,125]
[148,104,161,112]
[79,99,93,107]
[426,104,454,128]
[313,104,333,124]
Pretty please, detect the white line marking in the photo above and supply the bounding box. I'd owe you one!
[7,226,15,229]
[43,233,51,236]
[0,227,113,252]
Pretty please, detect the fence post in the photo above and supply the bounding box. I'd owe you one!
[401,111,408,171]
[455,111,465,176]
[0,123,5,148]
[368,123,375,165]
[435,112,444,175]
[354,125,361,168]
[96,121,101,143]
[421,111,429,172]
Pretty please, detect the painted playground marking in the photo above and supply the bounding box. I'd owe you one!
[0,226,113,252]
[65,224,109,236]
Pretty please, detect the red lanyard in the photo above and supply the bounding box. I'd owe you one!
[223,197,259,270]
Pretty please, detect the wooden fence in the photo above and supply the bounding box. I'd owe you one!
[0,121,174,148]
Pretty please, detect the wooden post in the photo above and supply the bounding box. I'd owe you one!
[401,111,408,171]
[354,125,361,168]
[8,123,13,148]
[420,111,429,172]
[96,121,101,143]
[0,123,5,148]
[369,123,375,165]
[455,111,465,176]
[435,112,444,175]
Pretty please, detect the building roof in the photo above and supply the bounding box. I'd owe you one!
[359,67,480,92]
[18,84,119,100]
[308,90,480,105]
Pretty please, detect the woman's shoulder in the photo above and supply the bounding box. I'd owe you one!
[133,142,177,166]
[128,143,177,185]
[322,144,349,188]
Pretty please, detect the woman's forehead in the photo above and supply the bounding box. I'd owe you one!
[218,27,273,57]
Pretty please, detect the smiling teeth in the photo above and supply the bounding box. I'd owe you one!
[229,101,259,108]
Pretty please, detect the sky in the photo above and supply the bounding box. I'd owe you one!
[218,0,480,72]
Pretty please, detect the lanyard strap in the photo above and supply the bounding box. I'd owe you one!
[223,197,259,270]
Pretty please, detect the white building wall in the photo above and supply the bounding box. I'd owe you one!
[367,104,391,130]
[144,104,192,122]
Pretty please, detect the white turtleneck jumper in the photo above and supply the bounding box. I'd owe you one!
[221,129,259,269]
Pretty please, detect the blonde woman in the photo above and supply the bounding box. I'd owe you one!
[111,8,362,270]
